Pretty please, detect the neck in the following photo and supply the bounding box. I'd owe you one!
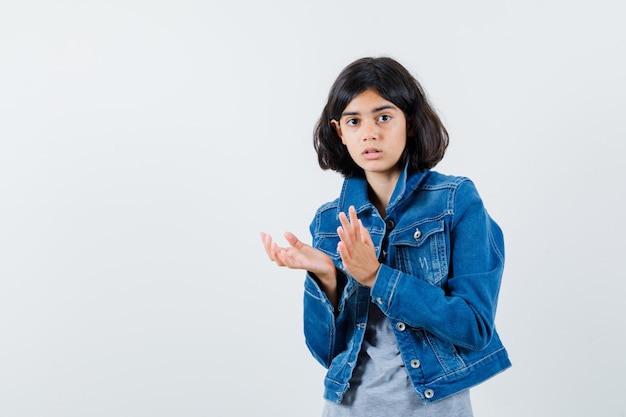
[365,170,401,218]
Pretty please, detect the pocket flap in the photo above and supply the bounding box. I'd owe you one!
[392,219,444,247]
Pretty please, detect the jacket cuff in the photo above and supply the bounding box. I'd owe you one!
[304,270,348,315]
[370,264,400,313]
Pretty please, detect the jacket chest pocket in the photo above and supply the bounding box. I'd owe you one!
[316,234,341,263]
[391,219,448,286]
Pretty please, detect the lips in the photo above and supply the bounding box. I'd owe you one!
[363,148,380,154]
[363,147,382,159]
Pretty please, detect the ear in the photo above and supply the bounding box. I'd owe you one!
[330,119,345,144]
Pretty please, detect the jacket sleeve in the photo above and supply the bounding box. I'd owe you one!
[302,270,350,368]
[370,179,505,350]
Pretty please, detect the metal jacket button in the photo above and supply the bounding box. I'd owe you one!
[424,389,434,399]
[413,228,422,240]
[410,359,421,368]
[395,322,406,331]
[386,219,395,230]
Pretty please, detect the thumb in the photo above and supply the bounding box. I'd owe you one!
[283,231,302,248]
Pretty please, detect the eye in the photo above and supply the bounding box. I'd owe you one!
[378,114,391,122]
[345,118,359,126]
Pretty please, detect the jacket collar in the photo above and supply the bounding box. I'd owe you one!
[337,162,429,217]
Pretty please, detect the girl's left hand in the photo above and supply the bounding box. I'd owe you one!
[337,206,381,287]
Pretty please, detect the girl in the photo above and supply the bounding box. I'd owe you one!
[260,57,510,416]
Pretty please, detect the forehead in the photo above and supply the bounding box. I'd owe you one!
[342,89,398,115]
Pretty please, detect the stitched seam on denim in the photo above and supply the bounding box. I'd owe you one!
[387,270,401,308]
[487,227,504,307]
[419,175,468,192]
[448,178,465,213]
[390,215,448,237]
[304,287,325,301]
[327,319,336,366]
[420,346,508,384]
[488,227,504,264]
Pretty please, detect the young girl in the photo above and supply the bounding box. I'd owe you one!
[260,57,510,416]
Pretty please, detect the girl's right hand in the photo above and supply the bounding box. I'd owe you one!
[260,231,335,277]
[260,231,338,307]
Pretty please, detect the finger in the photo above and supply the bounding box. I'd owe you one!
[338,212,354,245]
[358,220,374,246]
[337,226,351,258]
[270,242,287,266]
[283,231,301,248]
[337,240,348,262]
[348,206,361,241]
[260,232,276,261]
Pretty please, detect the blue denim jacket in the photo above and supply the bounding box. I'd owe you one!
[303,166,511,404]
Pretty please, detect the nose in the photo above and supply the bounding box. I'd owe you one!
[361,119,378,141]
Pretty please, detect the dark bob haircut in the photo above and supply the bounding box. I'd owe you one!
[313,57,449,177]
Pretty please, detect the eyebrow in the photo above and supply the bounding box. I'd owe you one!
[341,104,397,117]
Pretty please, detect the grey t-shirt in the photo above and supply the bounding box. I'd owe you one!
[322,302,473,417]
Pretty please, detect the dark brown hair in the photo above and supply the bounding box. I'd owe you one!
[313,57,449,177]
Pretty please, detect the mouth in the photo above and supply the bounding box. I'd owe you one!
[362,148,382,160]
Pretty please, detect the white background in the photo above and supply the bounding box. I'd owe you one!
[1,1,624,416]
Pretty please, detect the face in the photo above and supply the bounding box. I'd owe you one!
[331,89,407,180]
